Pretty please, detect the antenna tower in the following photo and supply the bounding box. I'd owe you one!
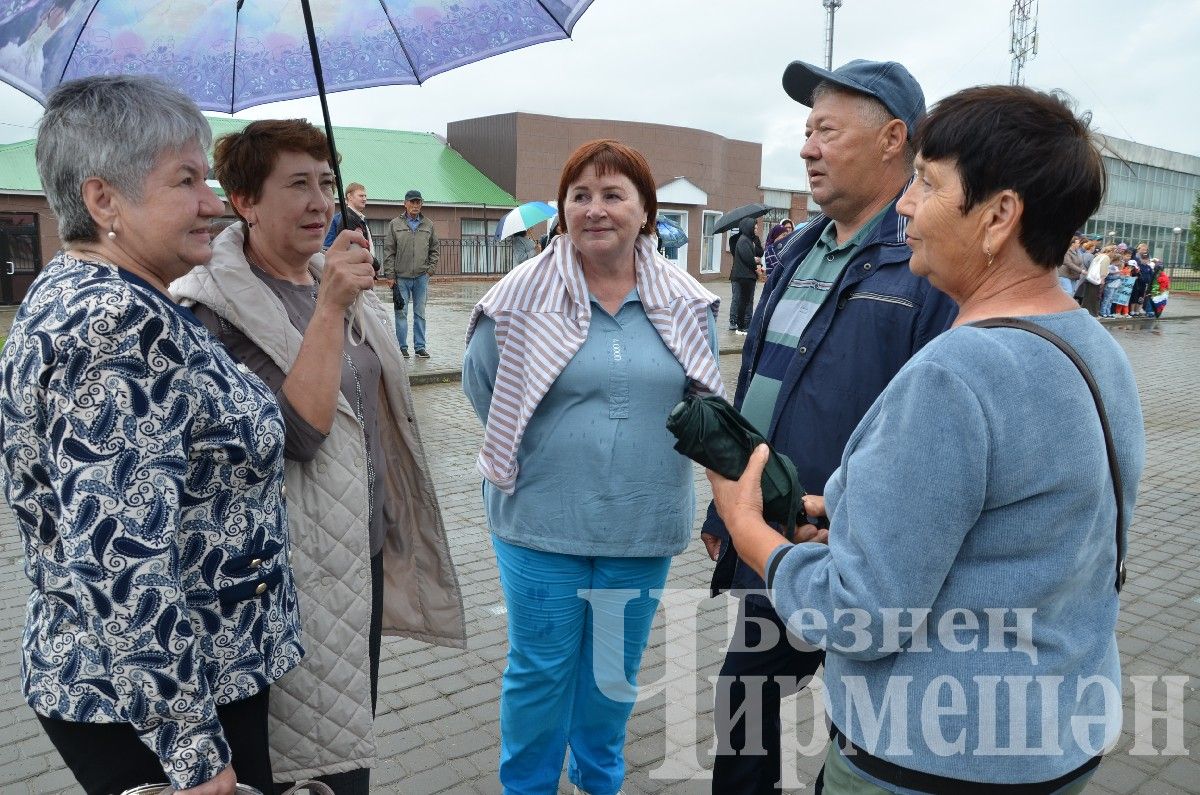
[822,0,843,70]
[1009,0,1039,85]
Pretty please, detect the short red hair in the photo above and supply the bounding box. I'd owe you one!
[556,140,657,235]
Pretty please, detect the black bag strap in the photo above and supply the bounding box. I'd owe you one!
[969,317,1126,592]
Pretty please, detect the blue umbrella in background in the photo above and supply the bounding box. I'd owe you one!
[655,217,688,249]
[496,201,557,240]
[0,0,595,219]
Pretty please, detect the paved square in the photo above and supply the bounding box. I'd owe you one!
[1,298,1197,794]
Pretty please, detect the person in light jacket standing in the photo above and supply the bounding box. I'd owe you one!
[382,189,438,358]
[172,120,466,793]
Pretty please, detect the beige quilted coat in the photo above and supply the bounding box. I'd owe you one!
[172,225,466,780]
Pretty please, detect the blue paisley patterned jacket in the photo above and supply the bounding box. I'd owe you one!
[0,254,304,790]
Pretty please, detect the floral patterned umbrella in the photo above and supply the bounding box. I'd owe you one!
[0,0,594,217]
[0,0,594,112]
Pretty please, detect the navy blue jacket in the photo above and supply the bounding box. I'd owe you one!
[324,209,370,248]
[703,188,958,595]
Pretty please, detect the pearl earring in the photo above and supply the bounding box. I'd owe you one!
[107,228,116,240]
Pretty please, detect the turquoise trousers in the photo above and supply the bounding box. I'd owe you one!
[491,535,671,795]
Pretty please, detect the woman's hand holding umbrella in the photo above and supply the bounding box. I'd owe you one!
[707,445,828,578]
[320,229,375,310]
[321,229,375,345]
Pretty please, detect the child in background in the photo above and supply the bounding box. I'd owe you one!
[1150,267,1170,317]
[1112,264,1137,316]
[1100,260,1122,317]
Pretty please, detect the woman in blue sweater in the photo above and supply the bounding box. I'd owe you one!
[709,86,1144,792]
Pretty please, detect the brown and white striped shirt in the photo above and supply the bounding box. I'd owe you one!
[465,234,726,493]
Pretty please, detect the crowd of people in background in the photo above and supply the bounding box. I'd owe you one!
[1061,235,1171,318]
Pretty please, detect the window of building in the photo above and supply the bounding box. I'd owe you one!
[460,218,510,274]
[700,211,723,274]
[657,210,688,269]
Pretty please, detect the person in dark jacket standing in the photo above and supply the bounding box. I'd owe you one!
[729,217,763,334]
[1132,243,1155,316]
[700,59,957,794]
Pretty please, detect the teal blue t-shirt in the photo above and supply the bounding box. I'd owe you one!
[463,290,718,557]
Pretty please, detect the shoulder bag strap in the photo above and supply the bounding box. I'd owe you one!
[969,317,1127,592]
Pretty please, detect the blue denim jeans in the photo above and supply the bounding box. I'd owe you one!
[491,535,670,795]
[392,273,428,350]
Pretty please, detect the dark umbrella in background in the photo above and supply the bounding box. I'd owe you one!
[711,202,771,235]
[0,0,596,222]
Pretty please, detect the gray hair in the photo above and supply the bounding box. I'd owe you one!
[36,75,212,243]
[812,81,915,167]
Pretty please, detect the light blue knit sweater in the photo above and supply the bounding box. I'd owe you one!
[766,309,1144,785]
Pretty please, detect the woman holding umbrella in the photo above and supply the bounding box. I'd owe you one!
[171,118,465,794]
[0,76,303,795]
[463,139,724,795]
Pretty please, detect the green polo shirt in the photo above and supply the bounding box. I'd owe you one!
[739,208,887,434]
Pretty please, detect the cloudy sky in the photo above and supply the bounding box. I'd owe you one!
[1,0,1197,193]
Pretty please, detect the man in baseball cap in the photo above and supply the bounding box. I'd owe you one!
[702,60,957,793]
[382,188,438,357]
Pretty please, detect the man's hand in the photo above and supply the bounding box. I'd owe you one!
[802,494,826,519]
[795,494,829,544]
[793,522,829,545]
[701,531,721,561]
[177,765,236,795]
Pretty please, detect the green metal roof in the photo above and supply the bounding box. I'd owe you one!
[0,139,41,192]
[0,118,515,207]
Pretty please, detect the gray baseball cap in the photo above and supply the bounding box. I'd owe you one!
[782,59,926,139]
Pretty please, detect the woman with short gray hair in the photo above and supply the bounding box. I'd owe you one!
[0,75,303,795]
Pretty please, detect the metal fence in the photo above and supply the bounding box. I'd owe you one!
[1165,265,1200,293]
[433,237,518,277]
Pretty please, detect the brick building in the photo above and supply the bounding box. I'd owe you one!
[0,111,810,303]
[449,112,787,279]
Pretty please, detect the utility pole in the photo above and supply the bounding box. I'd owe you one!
[822,0,843,70]
[1009,0,1039,85]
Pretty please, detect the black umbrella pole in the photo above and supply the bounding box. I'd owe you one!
[300,0,349,224]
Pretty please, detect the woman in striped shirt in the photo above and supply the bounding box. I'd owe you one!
[464,140,724,795]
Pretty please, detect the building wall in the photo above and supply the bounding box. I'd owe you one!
[1084,135,1200,267]
[0,194,514,305]
[440,115,518,199]
[449,112,764,278]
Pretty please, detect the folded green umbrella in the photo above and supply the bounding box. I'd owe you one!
[666,394,806,538]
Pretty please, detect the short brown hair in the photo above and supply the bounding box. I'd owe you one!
[213,118,336,222]
[346,182,365,194]
[556,140,657,236]
[914,85,1104,269]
